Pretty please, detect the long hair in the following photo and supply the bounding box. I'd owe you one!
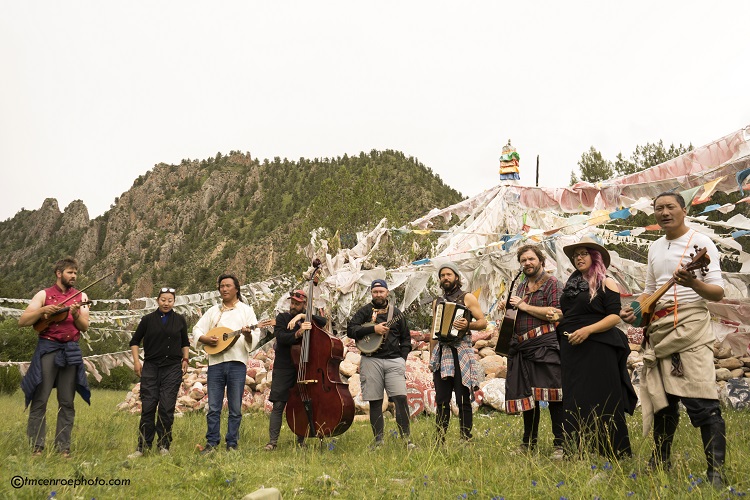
[583,248,607,301]
[217,273,243,301]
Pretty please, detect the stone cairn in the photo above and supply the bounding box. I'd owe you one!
[118,323,750,416]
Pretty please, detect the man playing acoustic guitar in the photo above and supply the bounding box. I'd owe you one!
[504,244,565,460]
[193,273,262,454]
[348,279,415,450]
[621,192,727,488]
[19,257,91,458]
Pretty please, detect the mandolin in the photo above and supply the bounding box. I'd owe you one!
[202,319,275,355]
[629,246,710,327]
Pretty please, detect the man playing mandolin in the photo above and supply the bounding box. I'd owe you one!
[193,273,263,454]
[19,257,91,458]
[620,192,727,488]
[348,279,415,450]
[504,244,565,460]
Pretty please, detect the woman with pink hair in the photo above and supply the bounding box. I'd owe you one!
[555,236,637,459]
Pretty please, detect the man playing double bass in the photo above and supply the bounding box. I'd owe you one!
[348,279,415,450]
[504,244,565,459]
[19,257,91,458]
[265,289,327,450]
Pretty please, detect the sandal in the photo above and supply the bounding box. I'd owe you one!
[263,443,277,451]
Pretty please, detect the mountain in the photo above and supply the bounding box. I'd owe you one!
[0,150,464,299]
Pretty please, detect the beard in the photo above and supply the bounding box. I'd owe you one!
[61,276,75,288]
[522,264,541,277]
[440,278,457,292]
[372,297,388,308]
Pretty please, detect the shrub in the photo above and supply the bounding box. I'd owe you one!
[88,366,138,391]
[0,366,21,395]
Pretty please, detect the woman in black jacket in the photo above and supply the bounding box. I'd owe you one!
[128,287,189,457]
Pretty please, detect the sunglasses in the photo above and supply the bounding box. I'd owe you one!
[290,292,306,300]
[160,287,176,293]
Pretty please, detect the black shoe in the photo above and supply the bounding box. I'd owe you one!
[199,444,216,455]
[226,444,237,452]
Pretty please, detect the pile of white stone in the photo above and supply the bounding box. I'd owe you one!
[118,324,512,417]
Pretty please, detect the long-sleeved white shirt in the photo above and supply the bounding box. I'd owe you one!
[192,301,261,366]
[645,230,724,304]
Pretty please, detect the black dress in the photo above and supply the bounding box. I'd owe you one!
[557,271,637,457]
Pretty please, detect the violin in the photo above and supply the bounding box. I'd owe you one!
[34,300,93,333]
[31,270,113,333]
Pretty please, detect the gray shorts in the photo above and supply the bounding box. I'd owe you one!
[359,357,407,401]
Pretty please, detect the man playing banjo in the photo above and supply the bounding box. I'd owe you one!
[348,279,414,450]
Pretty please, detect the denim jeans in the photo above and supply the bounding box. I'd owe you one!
[206,361,246,447]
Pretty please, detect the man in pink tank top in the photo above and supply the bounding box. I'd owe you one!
[19,257,91,458]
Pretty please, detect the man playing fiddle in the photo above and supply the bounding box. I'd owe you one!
[19,258,91,458]
[264,289,327,450]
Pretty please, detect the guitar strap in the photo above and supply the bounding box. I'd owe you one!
[386,303,394,323]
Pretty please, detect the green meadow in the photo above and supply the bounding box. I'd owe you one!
[1,390,748,499]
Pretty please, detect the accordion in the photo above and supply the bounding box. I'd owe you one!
[431,301,472,342]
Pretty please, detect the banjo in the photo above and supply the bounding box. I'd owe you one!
[356,299,429,354]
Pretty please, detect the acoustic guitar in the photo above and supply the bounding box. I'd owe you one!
[494,270,523,356]
[203,319,275,355]
[629,246,709,328]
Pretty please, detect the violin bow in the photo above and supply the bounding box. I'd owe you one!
[56,270,115,306]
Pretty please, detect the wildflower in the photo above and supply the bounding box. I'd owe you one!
[603,462,612,471]
[328,442,335,451]
[627,492,634,497]
[531,481,537,487]
[591,465,597,470]
[472,490,477,495]
[556,481,564,488]
[629,472,637,480]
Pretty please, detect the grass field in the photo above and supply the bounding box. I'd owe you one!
[0,390,748,499]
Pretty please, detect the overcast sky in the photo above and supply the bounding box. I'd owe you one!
[1,1,749,222]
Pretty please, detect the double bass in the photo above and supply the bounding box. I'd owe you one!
[286,259,355,439]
